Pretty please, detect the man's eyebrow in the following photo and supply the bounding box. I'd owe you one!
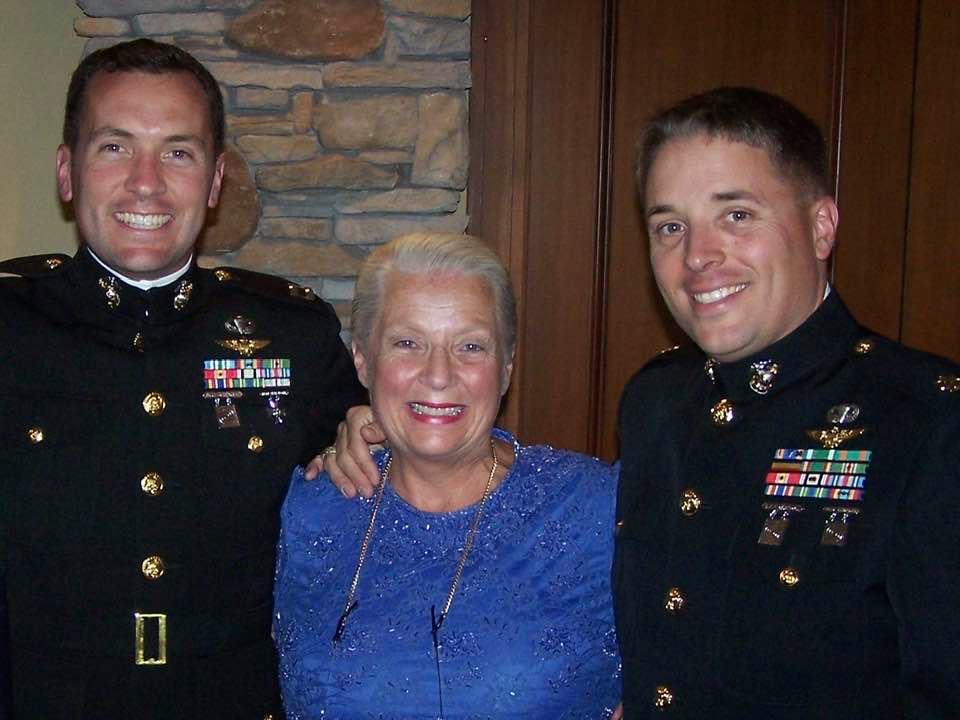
[89,126,133,140]
[646,204,674,218]
[646,190,765,218]
[712,190,762,203]
[165,133,207,146]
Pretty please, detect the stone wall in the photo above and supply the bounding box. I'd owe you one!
[74,0,471,328]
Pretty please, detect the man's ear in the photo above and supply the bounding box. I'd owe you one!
[352,340,371,389]
[207,152,226,208]
[810,195,839,261]
[56,145,73,202]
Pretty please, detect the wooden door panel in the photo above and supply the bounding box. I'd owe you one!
[901,0,960,360]
[832,0,919,342]
[469,0,611,450]
[469,1,533,433]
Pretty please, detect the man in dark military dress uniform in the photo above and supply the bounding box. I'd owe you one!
[614,87,960,717]
[0,40,365,719]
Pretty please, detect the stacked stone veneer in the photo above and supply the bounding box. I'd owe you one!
[74,0,471,328]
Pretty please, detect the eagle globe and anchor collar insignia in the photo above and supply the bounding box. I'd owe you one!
[99,276,121,309]
[749,359,780,395]
[97,276,193,312]
[702,357,780,394]
[172,279,193,311]
[703,357,780,427]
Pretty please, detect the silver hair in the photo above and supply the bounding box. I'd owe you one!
[351,232,517,360]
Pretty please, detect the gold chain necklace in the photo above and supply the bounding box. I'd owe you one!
[332,438,500,644]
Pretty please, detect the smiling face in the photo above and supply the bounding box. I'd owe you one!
[56,71,224,280]
[645,135,838,363]
[352,272,513,471]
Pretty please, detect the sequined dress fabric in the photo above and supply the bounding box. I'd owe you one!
[274,429,621,719]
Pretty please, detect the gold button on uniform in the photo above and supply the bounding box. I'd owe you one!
[141,556,166,580]
[142,392,166,416]
[140,472,164,497]
[214,269,232,282]
[710,398,735,425]
[654,684,674,710]
[779,567,800,588]
[248,435,264,452]
[855,338,874,354]
[664,587,685,613]
[27,427,44,444]
[679,489,702,517]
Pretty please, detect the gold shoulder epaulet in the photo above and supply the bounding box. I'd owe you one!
[0,253,71,277]
[211,266,317,303]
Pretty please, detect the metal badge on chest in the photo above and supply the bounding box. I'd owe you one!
[202,314,291,430]
[759,398,867,553]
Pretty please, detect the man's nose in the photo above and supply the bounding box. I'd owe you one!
[124,154,166,198]
[684,226,725,272]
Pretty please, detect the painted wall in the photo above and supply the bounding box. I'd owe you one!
[0,2,85,261]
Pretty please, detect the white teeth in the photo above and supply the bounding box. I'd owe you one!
[114,212,172,230]
[693,284,747,304]
[410,403,464,417]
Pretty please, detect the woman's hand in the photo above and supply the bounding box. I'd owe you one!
[304,405,384,497]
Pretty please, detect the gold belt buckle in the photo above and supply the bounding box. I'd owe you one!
[134,612,167,665]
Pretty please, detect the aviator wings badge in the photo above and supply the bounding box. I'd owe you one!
[215,339,272,358]
[805,427,865,450]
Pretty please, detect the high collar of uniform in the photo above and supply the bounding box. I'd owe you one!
[706,291,860,402]
[67,246,204,325]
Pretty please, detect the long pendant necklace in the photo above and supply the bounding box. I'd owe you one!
[332,438,500,644]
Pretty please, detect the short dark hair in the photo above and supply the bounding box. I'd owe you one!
[63,38,225,157]
[636,86,829,208]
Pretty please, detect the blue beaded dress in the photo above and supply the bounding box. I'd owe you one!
[274,429,621,719]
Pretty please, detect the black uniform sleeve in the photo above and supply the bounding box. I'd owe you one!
[297,301,367,467]
[0,304,11,719]
[0,566,10,719]
[888,408,960,717]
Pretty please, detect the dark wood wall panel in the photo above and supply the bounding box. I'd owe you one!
[514,0,609,450]
[469,1,532,432]
[598,0,842,459]
[832,0,919,341]
[900,0,960,358]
